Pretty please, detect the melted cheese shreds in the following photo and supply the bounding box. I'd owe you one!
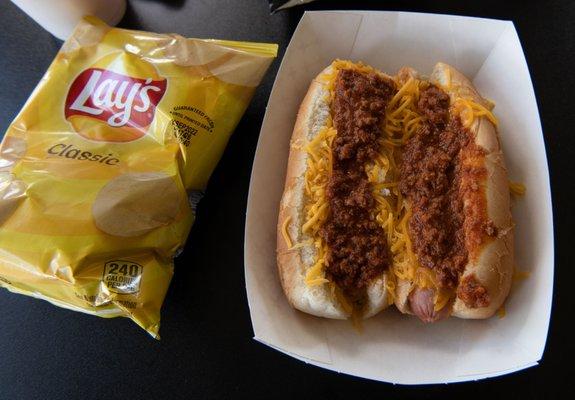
[302,202,328,234]
[305,240,329,286]
[384,77,424,145]
[433,289,452,312]
[302,59,393,292]
[351,312,364,332]
[302,123,335,286]
[384,75,459,309]
[484,98,496,110]
[439,67,498,128]
[366,74,433,305]
[513,269,531,281]
[382,77,421,290]
[445,67,452,89]
[452,97,499,128]
[330,283,354,315]
[509,181,527,196]
[385,278,396,305]
[281,215,293,249]
[367,138,400,302]
[288,240,313,251]
[391,207,453,310]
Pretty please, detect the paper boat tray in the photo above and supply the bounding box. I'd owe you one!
[245,11,553,384]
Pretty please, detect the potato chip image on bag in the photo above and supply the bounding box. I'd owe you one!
[0,17,277,337]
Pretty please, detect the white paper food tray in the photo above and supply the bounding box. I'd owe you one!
[244,11,553,384]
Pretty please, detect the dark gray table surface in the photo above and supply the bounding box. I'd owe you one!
[0,0,573,398]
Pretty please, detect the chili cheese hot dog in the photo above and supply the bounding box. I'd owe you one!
[277,61,397,319]
[393,63,513,321]
[277,60,514,322]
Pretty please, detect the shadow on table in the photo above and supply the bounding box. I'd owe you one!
[135,0,186,8]
[119,0,186,30]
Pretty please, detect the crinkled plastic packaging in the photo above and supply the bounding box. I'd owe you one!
[0,17,277,338]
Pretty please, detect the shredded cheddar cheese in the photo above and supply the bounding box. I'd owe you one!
[383,75,458,310]
[281,215,293,249]
[330,283,354,315]
[302,60,393,290]
[302,125,335,286]
[452,98,499,128]
[513,268,531,281]
[445,67,452,89]
[439,66,498,129]
[288,240,313,251]
[384,277,396,305]
[509,181,527,196]
[384,77,424,145]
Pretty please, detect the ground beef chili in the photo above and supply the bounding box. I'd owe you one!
[321,68,396,301]
[399,84,490,308]
[457,275,490,308]
[400,85,468,288]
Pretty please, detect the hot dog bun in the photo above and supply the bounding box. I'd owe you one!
[277,61,513,322]
[394,63,513,320]
[434,63,513,319]
[277,65,392,319]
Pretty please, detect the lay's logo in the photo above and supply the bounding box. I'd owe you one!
[65,68,167,142]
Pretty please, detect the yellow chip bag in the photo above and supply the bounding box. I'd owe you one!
[0,17,277,338]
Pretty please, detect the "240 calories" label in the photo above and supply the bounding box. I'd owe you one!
[102,260,143,294]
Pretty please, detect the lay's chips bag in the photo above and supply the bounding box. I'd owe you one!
[0,17,277,337]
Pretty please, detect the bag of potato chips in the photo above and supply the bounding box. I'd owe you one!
[0,17,277,337]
